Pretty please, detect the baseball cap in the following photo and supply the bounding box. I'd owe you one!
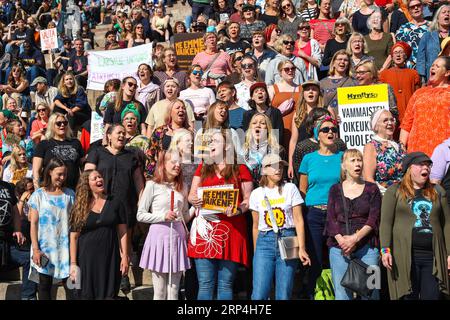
[402,152,432,173]
[262,154,288,169]
[30,76,48,87]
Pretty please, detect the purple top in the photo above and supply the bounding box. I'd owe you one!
[430,138,450,181]
[326,182,381,249]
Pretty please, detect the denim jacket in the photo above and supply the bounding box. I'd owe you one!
[416,31,440,82]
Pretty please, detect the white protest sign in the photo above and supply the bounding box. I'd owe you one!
[87,43,153,91]
[90,111,104,144]
[40,28,58,51]
[337,84,389,152]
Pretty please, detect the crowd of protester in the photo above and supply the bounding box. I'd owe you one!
[0,0,449,301]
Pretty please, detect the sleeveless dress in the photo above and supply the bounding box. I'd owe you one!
[370,139,405,191]
[271,84,302,150]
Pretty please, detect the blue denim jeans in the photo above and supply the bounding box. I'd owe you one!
[9,245,37,300]
[252,228,299,300]
[195,258,239,300]
[329,245,380,300]
[191,2,213,21]
[304,206,327,298]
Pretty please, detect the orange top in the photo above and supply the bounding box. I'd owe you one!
[379,67,420,123]
[271,84,302,151]
[401,86,450,157]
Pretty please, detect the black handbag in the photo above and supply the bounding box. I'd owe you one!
[339,185,374,298]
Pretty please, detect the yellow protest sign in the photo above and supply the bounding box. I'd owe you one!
[202,189,240,214]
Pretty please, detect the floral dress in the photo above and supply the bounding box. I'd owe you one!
[28,188,75,283]
[146,125,169,177]
[370,140,405,192]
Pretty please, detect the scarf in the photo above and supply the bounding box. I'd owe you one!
[372,134,399,153]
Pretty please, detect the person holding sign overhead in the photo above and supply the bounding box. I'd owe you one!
[137,150,192,300]
[250,153,310,300]
[299,115,343,299]
[188,129,253,300]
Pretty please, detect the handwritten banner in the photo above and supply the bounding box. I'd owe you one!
[173,33,204,71]
[87,43,153,91]
[40,28,58,51]
[337,84,389,151]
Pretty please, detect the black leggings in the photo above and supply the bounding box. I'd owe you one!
[404,252,441,300]
[38,273,53,300]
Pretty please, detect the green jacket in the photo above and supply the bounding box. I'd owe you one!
[380,184,450,300]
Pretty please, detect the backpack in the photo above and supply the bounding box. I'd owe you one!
[314,269,335,300]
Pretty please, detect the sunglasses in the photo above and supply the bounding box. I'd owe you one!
[127,81,138,88]
[192,70,204,76]
[283,40,295,46]
[234,56,244,62]
[55,120,68,127]
[408,3,422,9]
[298,26,310,30]
[282,3,291,9]
[319,126,338,134]
[37,108,47,112]
[241,63,254,69]
[283,67,296,72]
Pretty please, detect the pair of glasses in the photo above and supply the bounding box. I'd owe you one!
[355,70,370,75]
[283,67,296,73]
[319,126,338,134]
[37,108,46,113]
[408,4,422,9]
[381,118,396,124]
[298,26,310,31]
[56,120,68,127]
[192,70,204,76]
[234,56,244,62]
[282,4,291,9]
[241,63,254,69]
[136,26,143,29]
[127,81,138,88]
[283,40,295,46]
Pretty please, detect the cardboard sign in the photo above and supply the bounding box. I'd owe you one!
[337,84,389,151]
[90,111,104,144]
[173,33,205,72]
[87,43,153,91]
[202,189,240,214]
[40,28,59,51]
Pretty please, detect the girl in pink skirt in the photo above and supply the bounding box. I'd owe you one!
[137,150,192,300]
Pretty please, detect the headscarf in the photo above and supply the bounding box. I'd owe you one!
[120,103,141,123]
[313,115,337,141]
[390,41,412,59]
[0,110,18,122]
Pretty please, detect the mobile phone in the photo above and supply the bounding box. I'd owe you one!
[40,254,49,268]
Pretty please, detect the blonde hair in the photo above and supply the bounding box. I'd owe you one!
[356,60,378,82]
[243,113,281,152]
[340,149,363,181]
[277,59,295,73]
[9,145,27,171]
[329,50,351,76]
[45,113,73,140]
[169,128,193,151]
[36,102,50,121]
[58,72,79,98]
[274,34,294,53]
[346,32,369,55]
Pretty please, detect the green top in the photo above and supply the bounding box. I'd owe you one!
[380,184,450,300]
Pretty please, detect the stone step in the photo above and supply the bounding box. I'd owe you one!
[0,265,153,300]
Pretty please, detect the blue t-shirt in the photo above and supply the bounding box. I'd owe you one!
[299,151,343,206]
[228,107,246,130]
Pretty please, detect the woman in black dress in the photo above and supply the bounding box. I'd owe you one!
[84,123,145,293]
[69,170,129,300]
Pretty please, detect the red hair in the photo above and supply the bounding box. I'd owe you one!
[152,150,184,193]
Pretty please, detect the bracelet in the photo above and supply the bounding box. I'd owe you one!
[380,247,391,256]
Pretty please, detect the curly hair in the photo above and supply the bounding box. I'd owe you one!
[70,170,96,232]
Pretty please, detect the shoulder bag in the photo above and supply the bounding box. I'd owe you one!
[276,85,298,116]
[339,184,374,298]
[264,190,299,260]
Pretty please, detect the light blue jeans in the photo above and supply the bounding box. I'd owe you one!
[329,245,380,300]
[195,258,239,300]
[252,228,299,300]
